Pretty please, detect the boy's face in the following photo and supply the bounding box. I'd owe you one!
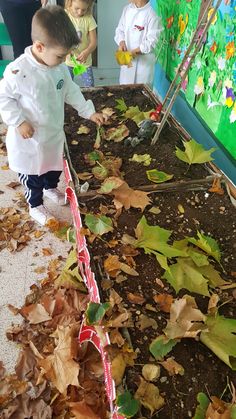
[70,0,88,17]
[33,43,72,67]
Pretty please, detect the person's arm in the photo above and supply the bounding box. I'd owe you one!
[77,29,97,63]
[41,0,48,6]
[139,15,163,54]
[114,7,127,50]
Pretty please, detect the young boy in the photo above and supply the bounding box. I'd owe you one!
[114,0,162,86]
[0,6,105,226]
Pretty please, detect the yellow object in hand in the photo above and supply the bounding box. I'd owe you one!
[115,50,133,66]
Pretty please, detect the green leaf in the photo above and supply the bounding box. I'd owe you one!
[130,153,152,166]
[92,163,109,180]
[197,264,229,288]
[98,177,123,194]
[86,302,110,325]
[163,258,210,296]
[115,98,127,113]
[192,393,210,419]
[85,214,113,236]
[175,138,216,165]
[94,127,105,149]
[55,248,85,290]
[85,150,103,165]
[135,216,188,258]
[117,391,139,418]
[149,335,178,360]
[187,248,209,267]
[200,315,236,370]
[188,231,221,263]
[146,169,174,183]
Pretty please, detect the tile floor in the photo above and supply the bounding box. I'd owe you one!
[0,124,72,372]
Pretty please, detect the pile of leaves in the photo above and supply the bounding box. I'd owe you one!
[0,250,109,418]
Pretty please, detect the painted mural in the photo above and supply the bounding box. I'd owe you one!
[152,0,236,159]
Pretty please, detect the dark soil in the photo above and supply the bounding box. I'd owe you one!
[65,85,236,419]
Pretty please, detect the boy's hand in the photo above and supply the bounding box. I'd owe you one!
[119,41,127,51]
[90,112,108,126]
[18,121,35,139]
[131,48,141,57]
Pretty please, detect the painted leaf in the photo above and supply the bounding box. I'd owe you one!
[163,257,210,296]
[85,214,113,236]
[86,302,110,325]
[188,231,221,263]
[146,169,174,183]
[117,391,139,418]
[149,335,178,360]
[200,315,236,370]
[175,138,216,165]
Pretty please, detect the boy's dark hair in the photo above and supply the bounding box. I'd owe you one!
[32,5,79,49]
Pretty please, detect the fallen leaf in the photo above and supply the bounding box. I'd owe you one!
[42,247,53,256]
[77,171,93,181]
[106,124,129,142]
[111,353,126,386]
[85,214,113,236]
[160,357,185,376]
[127,293,146,305]
[146,169,173,183]
[154,293,173,313]
[136,314,157,331]
[142,364,160,382]
[208,177,224,195]
[129,153,152,166]
[135,377,165,415]
[77,124,90,135]
[6,181,21,189]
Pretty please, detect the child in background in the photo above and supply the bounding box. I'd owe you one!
[0,6,105,226]
[114,0,162,86]
[65,0,97,87]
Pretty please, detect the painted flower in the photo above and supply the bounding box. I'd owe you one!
[210,41,218,54]
[195,58,202,70]
[217,57,226,70]
[230,102,236,123]
[225,87,235,108]
[178,14,188,35]
[208,71,217,87]
[224,78,233,89]
[194,76,204,95]
[166,15,174,29]
[226,41,235,59]
[207,8,218,25]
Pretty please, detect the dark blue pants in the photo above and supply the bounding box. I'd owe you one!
[0,0,41,58]
[18,170,61,208]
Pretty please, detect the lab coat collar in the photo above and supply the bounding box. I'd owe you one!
[131,1,150,11]
[24,46,50,71]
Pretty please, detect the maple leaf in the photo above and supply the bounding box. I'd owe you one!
[104,255,139,277]
[55,248,86,290]
[98,176,124,194]
[113,183,151,211]
[188,231,221,263]
[200,315,236,370]
[163,257,211,296]
[164,296,206,340]
[175,138,216,165]
[36,325,80,394]
[85,213,113,236]
[19,303,52,324]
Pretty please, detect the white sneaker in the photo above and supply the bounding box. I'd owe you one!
[29,205,55,226]
[43,188,67,206]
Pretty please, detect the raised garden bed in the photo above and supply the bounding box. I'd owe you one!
[65,85,236,419]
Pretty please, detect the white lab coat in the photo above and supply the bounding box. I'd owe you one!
[0,46,95,175]
[114,2,162,85]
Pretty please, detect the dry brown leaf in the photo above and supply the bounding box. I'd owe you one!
[127,293,146,305]
[34,266,46,274]
[104,255,139,278]
[164,295,206,340]
[77,171,93,181]
[42,247,53,256]
[113,182,151,211]
[34,230,45,238]
[208,293,220,315]
[69,401,99,418]
[135,377,165,415]
[142,364,160,382]
[6,181,21,189]
[136,314,158,331]
[160,357,185,376]
[37,325,80,394]
[209,178,224,195]
[206,396,231,418]
[1,164,9,170]
[109,329,125,347]
[20,303,52,324]
[101,107,115,117]
[111,353,126,385]
[154,293,173,313]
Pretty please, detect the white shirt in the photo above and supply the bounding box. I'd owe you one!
[114,2,162,85]
[0,46,95,175]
